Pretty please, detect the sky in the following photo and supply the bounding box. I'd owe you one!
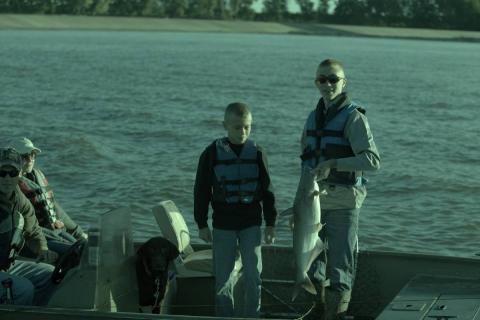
[251,0,334,14]
[251,0,303,13]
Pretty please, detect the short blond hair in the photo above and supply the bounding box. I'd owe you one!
[224,102,251,120]
[319,58,344,70]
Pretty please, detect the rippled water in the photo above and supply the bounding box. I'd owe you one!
[1,30,479,258]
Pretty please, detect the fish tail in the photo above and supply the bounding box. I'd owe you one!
[302,276,317,296]
[292,277,318,301]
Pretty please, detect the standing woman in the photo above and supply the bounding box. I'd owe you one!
[300,59,380,320]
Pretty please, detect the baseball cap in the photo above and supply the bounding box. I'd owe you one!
[0,148,21,170]
[7,137,42,155]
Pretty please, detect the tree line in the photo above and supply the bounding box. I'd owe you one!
[1,0,479,31]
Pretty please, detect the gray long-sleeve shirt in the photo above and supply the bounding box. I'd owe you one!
[301,100,380,209]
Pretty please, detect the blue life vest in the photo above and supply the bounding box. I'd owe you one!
[0,206,24,271]
[301,103,364,186]
[213,138,259,204]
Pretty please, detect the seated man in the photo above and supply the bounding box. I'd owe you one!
[0,148,58,305]
[8,137,87,255]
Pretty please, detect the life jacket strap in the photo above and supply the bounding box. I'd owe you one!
[300,149,322,161]
[225,190,257,197]
[22,188,44,199]
[215,158,257,165]
[305,129,343,137]
[221,177,258,185]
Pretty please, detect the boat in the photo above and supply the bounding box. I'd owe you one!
[2,201,480,320]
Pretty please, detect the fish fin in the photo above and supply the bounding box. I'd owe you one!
[305,238,325,272]
[316,222,325,233]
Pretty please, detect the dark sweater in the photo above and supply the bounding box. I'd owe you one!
[194,139,277,230]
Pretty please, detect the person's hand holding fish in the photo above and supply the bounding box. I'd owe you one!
[310,159,337,181]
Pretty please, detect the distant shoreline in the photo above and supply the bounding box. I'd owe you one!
[1,14,480,43]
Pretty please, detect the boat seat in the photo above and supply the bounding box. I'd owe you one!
[152,200,242,278]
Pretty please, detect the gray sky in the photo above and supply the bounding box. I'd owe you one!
[252,0,333,14]
[251,0,302,13]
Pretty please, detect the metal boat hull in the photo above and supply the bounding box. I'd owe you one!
[2,244,480,320]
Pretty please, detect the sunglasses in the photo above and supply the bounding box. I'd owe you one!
[0,169,19,178]
[21,152,36,161]
[315,75,343,84]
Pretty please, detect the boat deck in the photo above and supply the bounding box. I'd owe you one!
[2,205,480,320]
[377,274,480,319]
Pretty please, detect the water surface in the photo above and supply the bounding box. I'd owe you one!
[1,30,479,258]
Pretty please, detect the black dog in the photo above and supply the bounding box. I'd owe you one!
[136,236,179,313]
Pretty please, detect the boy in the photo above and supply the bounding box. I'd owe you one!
[300,59,380,319]
[194,102,277,318]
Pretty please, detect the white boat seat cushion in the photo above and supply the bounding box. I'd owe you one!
[153,200,191,253]
[152,200,242,277]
